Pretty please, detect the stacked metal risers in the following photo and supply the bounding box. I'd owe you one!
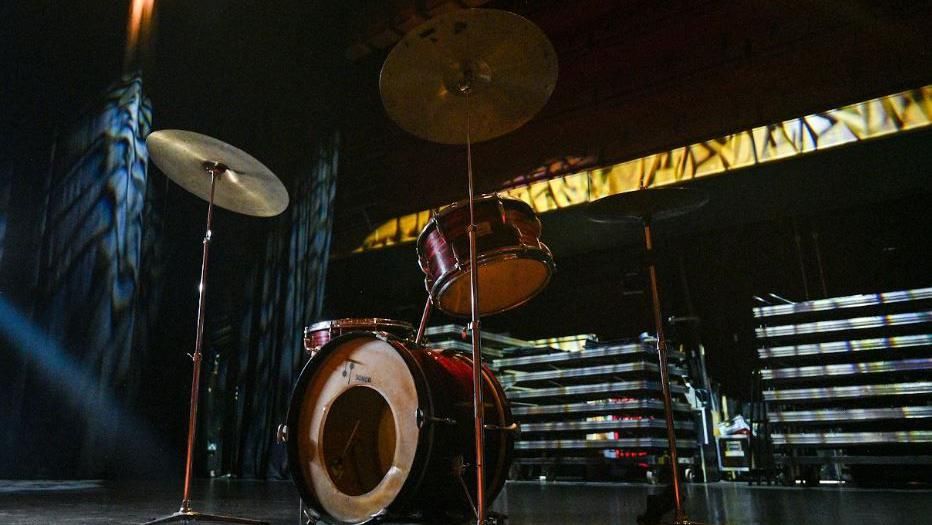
[755,287,932,477]
[492,339,697,480]
[424,324,551,359]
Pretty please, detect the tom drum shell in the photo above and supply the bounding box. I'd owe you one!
[416,193,554,317]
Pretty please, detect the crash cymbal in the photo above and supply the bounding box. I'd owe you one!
[587,187,709,223]
[380,8,558,145]
[146,130,288,217]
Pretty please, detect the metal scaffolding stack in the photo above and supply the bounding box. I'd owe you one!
[754,287,932,482]
[423,324,548,359]
[491,338,697,481]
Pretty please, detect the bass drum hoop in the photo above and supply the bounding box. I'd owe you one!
[305,318,415,337]
[303,319,416,358]
[286,332,435,524]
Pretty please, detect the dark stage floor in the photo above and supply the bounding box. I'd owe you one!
[1,479,929,525]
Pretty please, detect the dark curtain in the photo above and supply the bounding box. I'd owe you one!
[0,74,166,478]
[226,131,340,479]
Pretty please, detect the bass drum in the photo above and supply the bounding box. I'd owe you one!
[286,332,513,524]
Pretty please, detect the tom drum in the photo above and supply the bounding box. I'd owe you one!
[417,193,554,317]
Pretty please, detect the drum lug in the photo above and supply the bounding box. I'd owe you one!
[451,245,465,269]
[431,211,447,239]
[276,423,289,444]
[300,499,322,525]
[416,408,457,428]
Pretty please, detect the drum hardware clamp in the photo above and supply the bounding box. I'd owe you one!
[416,408,458,427]
[483,423,519,433]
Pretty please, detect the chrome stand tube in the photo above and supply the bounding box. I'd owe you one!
[464,88,488,525]
[144,164,267,525]
[643,218,695,525]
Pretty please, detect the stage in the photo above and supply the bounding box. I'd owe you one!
[4,3,932,525]
[1,479,928,525]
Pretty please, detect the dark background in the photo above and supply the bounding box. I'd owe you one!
[1,0,930,479]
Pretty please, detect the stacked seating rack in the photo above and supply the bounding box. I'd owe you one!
[492,338,697,481]
[754,287,932,483]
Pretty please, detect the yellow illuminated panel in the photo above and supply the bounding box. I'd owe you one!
[356,85,932,253]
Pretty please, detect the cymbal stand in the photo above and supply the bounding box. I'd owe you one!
[459,71,488,525]
[642,215,700,525]
[145,162,268,525]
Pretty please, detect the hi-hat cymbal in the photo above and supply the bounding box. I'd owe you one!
[380,8,558,145]
[587,187,709,223]
[147,130,289,217]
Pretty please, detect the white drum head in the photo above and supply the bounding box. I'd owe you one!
[294,336,421,523]
[438,255,551,316]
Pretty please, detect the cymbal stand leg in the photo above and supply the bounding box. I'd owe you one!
[144,164,267,525]
[643,218,696,525]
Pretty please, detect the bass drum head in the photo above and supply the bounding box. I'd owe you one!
[288,335,423,524]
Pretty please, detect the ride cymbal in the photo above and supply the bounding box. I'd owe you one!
[587,187,709,223]
[147,130,289,217]
[380,8,558,145]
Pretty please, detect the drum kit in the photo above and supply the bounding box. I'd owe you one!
[142,8,705,525]
[287,9,556,525]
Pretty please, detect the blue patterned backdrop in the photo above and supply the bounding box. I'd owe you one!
[37,73,152,406]
[0,73,169,477]
[226,131,340,479]
[0,65,340,479]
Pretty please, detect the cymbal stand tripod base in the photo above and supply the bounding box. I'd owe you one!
[144,509,269,525]
[643,218,704,525]
[143,164,268,525]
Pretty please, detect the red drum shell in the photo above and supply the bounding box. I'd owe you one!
[303,318,415,357]
[417,194,554,316]
[286,332,513,524]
